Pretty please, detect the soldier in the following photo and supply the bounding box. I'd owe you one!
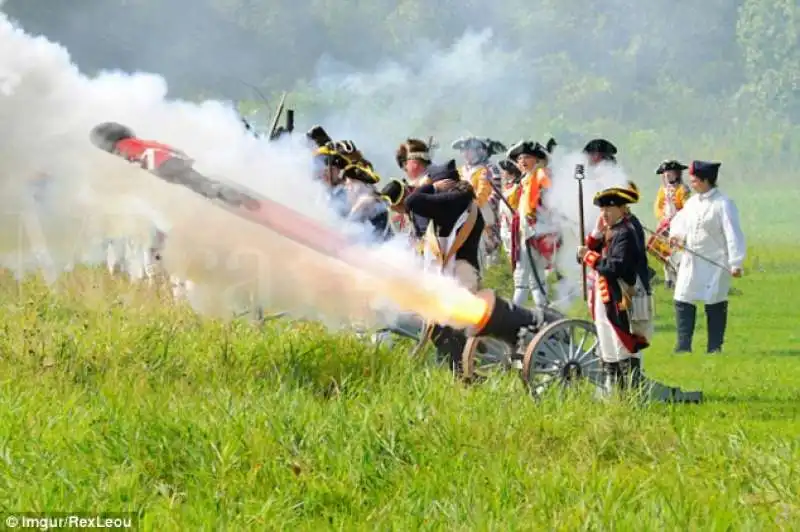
[497,158,522,262]
[583,138,618,166]
[313,140,391,242]
[504,139,559,308]
[652,159,691,289]
[379,160,485,372]
[451,136,506,268]
[396,138,435,186]
[389,138,439,243]
[669,161,745,354]
[576,183,653,392]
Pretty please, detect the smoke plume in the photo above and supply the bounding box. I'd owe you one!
[302,29,635,309]
[0,11,484,329]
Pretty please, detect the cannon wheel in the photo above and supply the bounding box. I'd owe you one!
[461,336,516,382]
[370,317,430,356]
[520,318,602,398]
[409,320,433,357]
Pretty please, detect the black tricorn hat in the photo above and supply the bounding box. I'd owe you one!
[379,179,408,206]
[314,142,350,169]
[583,138,618,157]
[498,158,522,179]
[306,125,332,147]
[593,184,640,207]
[689,160,721,185]
[427,159,460,183]
[507,138,556,160]
[342,164,380,184]
[656,159,688,174]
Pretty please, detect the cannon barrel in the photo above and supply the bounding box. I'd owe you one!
[466,290,564,345]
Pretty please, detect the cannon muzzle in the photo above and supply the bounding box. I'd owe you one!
[466,290,564,345]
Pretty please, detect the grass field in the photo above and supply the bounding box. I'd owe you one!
[1,185,798,530]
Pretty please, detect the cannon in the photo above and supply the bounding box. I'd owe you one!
[88,121,700,403]
[373,290,602,397]
[374,290,702,402]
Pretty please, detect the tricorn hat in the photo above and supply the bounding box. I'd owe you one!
[498,158,522,179]
[689,160,721,186]
[396,138,432,169]
[583,138,618,158]
[342,164,380,184]
[451,136,507,157]
[314,142,350,170]
[507,138,556,161]
[306,125,332,147]
[656,159,688,174]
[379,179,409,206]
[593,183,640,207]
[427,159,460,183]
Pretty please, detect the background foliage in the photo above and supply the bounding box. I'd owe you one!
[3,1,798,183]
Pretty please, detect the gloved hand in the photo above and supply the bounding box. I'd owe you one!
[576,245,589,263]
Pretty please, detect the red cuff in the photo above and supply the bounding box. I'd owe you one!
[583,250,600,269]
[586,235,602,251]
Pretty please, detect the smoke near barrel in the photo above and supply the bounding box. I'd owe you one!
[0,10,501,330]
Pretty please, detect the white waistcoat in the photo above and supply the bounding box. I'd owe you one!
[423,206,475,278]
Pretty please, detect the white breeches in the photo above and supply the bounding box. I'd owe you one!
[593,282,654,363]
[512,246,548,308]
[499,224,513,260]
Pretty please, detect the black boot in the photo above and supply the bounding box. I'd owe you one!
[705,301,728,353]
[674,301,696,353]
[626,357,644,391]
[430,325,467,375]
[600,361,625,395]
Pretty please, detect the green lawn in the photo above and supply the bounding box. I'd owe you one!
[0,206,798,529]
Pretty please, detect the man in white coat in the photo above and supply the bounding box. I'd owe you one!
[669,160,746,353]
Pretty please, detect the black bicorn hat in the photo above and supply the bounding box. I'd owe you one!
[689,160,721,185]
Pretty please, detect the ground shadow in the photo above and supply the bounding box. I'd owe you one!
[764,349,800,357]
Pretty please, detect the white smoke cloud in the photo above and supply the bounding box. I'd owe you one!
[305,28,532,177]
[0,11,482,329]
[545,151,634,308]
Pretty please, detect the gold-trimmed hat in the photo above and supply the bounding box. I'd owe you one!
[314,142,350,170]
[593,183,640,207]
[379,179,409,206]
[656,159,688,174]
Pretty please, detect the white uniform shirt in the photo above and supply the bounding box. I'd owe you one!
[669,188,746,304]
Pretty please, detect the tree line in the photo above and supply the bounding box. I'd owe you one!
[3,0,798,178]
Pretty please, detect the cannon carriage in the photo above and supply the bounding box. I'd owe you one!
[373,291,604,398]
[373,290,702,403]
